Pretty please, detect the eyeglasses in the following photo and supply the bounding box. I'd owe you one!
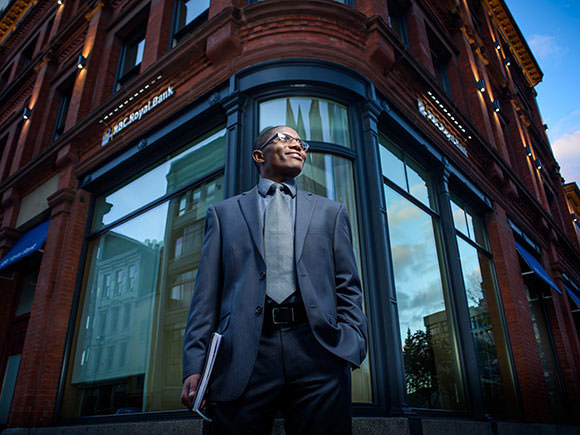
[259,132,310,152]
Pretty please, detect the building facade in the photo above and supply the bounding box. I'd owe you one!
[1,0,580,432]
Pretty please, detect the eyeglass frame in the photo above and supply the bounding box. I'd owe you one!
[257,132,310,152]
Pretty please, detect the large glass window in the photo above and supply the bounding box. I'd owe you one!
[379,136,465,410]
[451,199,517,416]
[260,97,351,148]
[260,97,371,403]
[62,127,226,417]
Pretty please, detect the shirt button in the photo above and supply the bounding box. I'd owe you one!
[256,306,263,314]
[259,271,266,279]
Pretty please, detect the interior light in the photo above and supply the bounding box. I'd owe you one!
[77,54,87,69]
[572,213,578,223]
[23,106,32,120]
[524,145,532,157]
[476,79,486,93]
[534,159,542,170]
[492,100,500,112]
[504,57,511,67]
[57,0,63,4]
[494,41,501,50]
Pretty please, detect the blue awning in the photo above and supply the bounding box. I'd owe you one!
[565,285,580,308]
[0,221,49,271]
[515,241,562,294]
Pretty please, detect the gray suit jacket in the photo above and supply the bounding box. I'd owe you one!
[182,186,367,402]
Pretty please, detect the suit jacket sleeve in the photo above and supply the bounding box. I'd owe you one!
[182,204,222,381]
[333,203,368,364]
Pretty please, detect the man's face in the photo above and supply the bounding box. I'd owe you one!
[253,126,306,181]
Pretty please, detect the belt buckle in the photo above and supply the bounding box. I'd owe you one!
[271,306,294,325]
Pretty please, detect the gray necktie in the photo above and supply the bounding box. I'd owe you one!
[264,184,296,304]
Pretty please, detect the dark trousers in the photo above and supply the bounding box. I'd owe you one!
[209,321,352,435]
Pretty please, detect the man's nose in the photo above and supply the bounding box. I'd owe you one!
[289,140,302,150]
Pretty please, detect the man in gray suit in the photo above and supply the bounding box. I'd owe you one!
[181,125,367,435]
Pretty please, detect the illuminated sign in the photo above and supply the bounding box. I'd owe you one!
[101,85,174,146]
[417,98,467,156]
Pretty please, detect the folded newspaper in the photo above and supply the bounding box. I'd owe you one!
[192,332,222,421]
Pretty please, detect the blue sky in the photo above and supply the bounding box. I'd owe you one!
[506,0,580,186]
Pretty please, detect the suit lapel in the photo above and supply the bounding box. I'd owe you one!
[238,186,265,262]
[295,190,316,262]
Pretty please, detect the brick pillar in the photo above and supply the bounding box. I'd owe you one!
[406,2,433,73]
[65,3,111,127]
[453,32,497,149]
[0,226,22,384]
[486,205,552,422]
[141,0,173,70]
[9,58,55,176]
[8,165,90,426]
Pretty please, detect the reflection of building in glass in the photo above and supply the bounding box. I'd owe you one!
[145,136,224,410]
[71,232,161,415]
[422,309,457,409]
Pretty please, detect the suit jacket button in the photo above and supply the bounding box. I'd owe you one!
[256,306,263,314]
[259,271,266,279]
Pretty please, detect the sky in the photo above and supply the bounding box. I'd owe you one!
[506,0,580,186]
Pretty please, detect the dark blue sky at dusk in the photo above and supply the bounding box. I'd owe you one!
[507,0,580,185]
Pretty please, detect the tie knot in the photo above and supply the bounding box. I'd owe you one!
[270,183,286,195]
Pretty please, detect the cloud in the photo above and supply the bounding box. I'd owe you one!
[553,130,580,184]
[528,34,566,62]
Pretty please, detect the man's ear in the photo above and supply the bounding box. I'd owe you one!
[252,149,264,166]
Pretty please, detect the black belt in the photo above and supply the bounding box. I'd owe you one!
[264,303,307,327]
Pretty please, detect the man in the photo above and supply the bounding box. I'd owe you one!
[181,125,367,435]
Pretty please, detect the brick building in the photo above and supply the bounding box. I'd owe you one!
[1,0,580,433]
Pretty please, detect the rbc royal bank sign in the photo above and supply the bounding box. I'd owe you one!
[101,85,174,146]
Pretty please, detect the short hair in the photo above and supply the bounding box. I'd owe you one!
[253,125,287,172]
[254,126,281,150]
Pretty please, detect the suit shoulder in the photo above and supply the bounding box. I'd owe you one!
[211,188,255,212]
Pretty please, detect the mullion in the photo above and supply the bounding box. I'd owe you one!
[382,175,438,218]
[455,230,492,257]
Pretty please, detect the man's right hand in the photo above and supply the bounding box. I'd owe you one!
[181,374,201,410]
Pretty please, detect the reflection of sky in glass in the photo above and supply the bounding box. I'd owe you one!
[93,129,225,230]
[385,186,446,342]
[457,237,485,307]
[379,138,431,208]
[259,97,350,147]
[379,141,405,189]
[109,202,169,245]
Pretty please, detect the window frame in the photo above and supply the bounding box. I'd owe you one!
[114,28,147,93]
[170,0,210,48]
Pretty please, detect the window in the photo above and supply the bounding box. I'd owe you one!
[249,0,351,3]
[259,96,372,403]
[62,127,227,417]
[172,0,209,46]
[52,75,76,141]
[451,198,518,416]
[115,31,146,92]
[387,0,409,46]
[260,97,351,148]
[428,31,452,95]
[0,354,21,424]
[21,37,37,69]
[379,136,465,410]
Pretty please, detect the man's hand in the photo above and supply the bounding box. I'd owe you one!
[181,374,201,410]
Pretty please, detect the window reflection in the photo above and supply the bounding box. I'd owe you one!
[453,199,517,416]
[260,97,351,148]
[385,186,464,410]
[297,152,372,403]
[92,128,226,231]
